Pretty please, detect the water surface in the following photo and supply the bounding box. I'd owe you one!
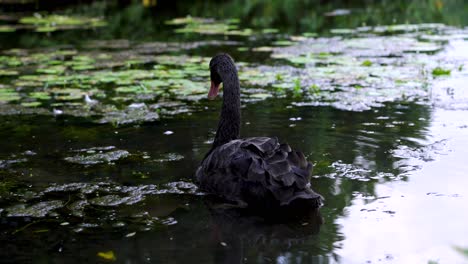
[1,1,468,263]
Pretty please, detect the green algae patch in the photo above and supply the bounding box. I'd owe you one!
[432,67,451,76]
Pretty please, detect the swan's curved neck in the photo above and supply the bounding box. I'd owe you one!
[212,64,241,149]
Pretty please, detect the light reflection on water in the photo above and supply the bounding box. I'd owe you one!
[337,40,468,264]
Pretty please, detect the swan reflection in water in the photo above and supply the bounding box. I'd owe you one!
[203,196,323,264]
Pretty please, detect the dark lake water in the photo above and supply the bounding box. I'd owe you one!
[1,1,468,263]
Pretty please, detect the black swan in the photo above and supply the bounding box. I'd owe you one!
[196,54,323,215]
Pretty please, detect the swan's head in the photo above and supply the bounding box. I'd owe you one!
[208,53,235,100]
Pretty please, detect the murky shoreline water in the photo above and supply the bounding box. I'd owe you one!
[1,1,468,263]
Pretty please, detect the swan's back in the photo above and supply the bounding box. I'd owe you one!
[196,137,322,211]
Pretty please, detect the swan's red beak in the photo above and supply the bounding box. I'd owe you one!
[208,81,220,100]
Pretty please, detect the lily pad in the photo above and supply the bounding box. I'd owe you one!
[21,101,42,107]
[250,93,273,100]
[167,16,254,36]
[0,70,19,76]
[19,14,107,30]
[0,25,16,33]
[0,89,20,102]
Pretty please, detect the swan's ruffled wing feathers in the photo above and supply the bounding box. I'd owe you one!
[196,137,323,208]
[239,137,278,157]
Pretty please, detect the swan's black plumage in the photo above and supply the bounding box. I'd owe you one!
[196,54,322,212]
